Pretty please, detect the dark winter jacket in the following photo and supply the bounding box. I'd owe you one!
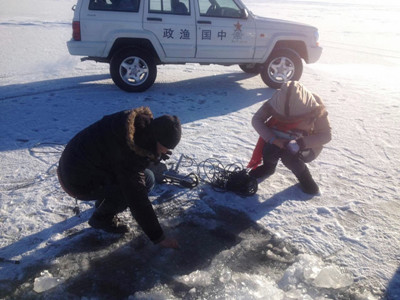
[58,107,164,243]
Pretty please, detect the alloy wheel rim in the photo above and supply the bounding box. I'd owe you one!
[120,56,149,86]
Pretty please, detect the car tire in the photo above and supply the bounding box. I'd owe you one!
[239,63,261,74]
[260,48,303,89]
[110,48,157,92]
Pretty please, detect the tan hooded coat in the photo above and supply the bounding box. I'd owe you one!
[252,81,331,158]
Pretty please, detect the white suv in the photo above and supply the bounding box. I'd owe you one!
[67,0,322,92]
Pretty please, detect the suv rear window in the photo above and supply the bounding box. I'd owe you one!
[89,0,140,12]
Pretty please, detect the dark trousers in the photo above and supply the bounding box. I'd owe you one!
[59,168,156,218]
[95,169,156,219]
[263,143,315,177]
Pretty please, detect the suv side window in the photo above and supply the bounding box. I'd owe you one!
[199,0,242,18]
[89,0,140,12]
[149,0,190,15]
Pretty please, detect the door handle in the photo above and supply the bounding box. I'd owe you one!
[197,20,211,24]
[147,17,162,21]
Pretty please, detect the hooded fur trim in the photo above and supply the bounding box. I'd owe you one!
[125,106,158,160]
[268,81,326,121]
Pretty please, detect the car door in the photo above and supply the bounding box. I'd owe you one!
[80,0,142,44]
[143,0,196,58]
[195,0,256,59]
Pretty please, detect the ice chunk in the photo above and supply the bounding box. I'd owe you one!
[279,254,353,290]
[303,265,323,281]
[132,285,179,300]
[174,270,212,287]
[218,267,232,283]
[285,288,313,299]
[313,265,353,289]
[33,270,64,293]
[279,254,319,287]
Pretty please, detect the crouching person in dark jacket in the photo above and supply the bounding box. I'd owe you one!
[57,107,181,249]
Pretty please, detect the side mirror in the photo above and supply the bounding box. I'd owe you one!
[240,8,248,19]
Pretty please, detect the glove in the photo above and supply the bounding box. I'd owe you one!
[287,140,300,154]
[161,150,172,161]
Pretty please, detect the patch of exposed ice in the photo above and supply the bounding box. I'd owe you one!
[33,270,64,293]
[280,254,353,289]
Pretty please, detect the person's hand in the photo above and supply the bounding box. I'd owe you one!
[161,150,172,161]
[159,237,179,249]
[287,140,300,154]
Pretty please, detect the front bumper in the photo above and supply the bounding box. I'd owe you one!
[307,45,323,64]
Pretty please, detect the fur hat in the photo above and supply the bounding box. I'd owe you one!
[152,115,182,149]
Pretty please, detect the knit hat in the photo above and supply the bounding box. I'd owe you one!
[152,115,182,149]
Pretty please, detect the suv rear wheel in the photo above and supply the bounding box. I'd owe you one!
[110,48,157,92]
[260,48,303,89]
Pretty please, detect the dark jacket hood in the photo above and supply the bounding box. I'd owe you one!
[125,106,158,161]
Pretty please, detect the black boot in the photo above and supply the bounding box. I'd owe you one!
[296,167,319,195]
[89,197,129,234]
[249,163,277,179]
[88,212,129,234]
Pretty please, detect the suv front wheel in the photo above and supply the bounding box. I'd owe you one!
[260,48,303,89]
[110,48,157,92]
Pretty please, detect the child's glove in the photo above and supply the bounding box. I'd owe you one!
[287,140,300,154]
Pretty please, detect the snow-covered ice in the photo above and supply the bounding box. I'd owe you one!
[1,0,400,299]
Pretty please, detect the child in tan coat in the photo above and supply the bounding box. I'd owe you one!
[248,81,331,194]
